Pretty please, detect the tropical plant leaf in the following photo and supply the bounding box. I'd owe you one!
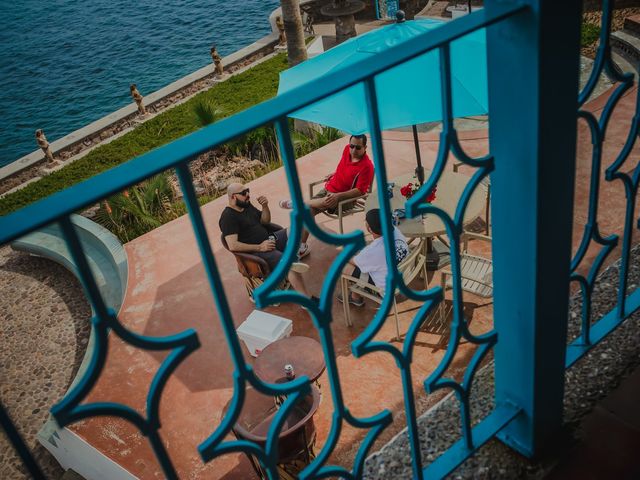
[193,100,223,126]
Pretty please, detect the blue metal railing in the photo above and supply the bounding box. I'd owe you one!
[2,1,639,478]
[566,1,640,367]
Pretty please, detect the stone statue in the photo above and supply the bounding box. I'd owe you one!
[129,84,147,115]
[35,129,55,164]
[210,45,224,76]
[276,16,286,46]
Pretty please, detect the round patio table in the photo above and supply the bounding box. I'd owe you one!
[364,170,487,269]
[254,336,326,384]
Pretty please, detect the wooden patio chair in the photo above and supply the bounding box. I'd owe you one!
[440,232,493,299]
[308,172,373,234]
[220,223,289,302]
[420,301,455,352]
[340,238,428,340]
[423,233,491,351]
[453,163,491,235]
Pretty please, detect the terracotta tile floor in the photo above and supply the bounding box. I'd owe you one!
[67,86,639,478]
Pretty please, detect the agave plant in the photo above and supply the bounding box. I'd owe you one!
[94,174,178,243]
[193,99,223,126]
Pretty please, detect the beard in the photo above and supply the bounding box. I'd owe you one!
[236,199,252,209]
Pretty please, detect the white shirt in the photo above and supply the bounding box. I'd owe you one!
[353,227,409,293]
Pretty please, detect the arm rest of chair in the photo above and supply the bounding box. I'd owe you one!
[232,251,271,278]
[462,231,492,252]
[341,273,384,302]
[337,192,368,217]
[440,269,452,292]
[309,177,329,198]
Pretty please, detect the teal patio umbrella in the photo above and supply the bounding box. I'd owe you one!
[278,14,488,184]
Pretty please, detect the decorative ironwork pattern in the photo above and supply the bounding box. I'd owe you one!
[567,0,640,366]
[6,2,635,479]
[1,5,522,479]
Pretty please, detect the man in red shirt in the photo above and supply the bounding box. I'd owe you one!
[280,134,374,258]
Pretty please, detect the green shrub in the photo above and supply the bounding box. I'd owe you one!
[581,22,601,47]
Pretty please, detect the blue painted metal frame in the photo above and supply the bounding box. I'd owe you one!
[3,1,639,478]
[566,0,640,366]
[487,0,583,458]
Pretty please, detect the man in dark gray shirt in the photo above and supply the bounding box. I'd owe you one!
[219,183,314,299]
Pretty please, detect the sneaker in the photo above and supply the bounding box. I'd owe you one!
[297,243,310,259]
[279,199,293,209]
[290,262,309,274]
[337,292,365,307]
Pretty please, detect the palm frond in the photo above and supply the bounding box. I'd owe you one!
[193,100,223,127]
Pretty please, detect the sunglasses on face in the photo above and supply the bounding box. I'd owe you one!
[234,188,250,197]
[349,144,363,151]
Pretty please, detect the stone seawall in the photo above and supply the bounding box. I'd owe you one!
[0,30,280,196]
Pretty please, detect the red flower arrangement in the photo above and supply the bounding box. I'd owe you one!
[400,182,437,203]
[399,182,418,198]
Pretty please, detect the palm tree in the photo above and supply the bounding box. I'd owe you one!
[280,0,308,66]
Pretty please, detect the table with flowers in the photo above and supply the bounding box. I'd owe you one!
[364,171,487,270]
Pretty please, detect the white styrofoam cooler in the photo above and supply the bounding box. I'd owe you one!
[237,310,293,357]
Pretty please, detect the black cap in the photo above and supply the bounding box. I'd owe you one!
[366,208,382,235]
[396,10,406,23]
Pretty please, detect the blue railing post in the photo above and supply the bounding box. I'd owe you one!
[486,0,582,457]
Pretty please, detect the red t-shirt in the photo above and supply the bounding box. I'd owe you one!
[325,145,374,194]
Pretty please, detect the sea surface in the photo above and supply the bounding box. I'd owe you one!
[0,0,280,166]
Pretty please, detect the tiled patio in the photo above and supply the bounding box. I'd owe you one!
[65,85,639,478]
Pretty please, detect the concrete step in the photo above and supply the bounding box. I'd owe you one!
[612,51,638,80]
[610,30,640,73]
[624,14,640,37]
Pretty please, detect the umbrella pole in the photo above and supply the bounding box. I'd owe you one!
[412,125,425,185]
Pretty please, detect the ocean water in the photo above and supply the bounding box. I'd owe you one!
[0,0,280,166]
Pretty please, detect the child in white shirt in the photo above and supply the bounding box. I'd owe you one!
[339,208,409,306]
